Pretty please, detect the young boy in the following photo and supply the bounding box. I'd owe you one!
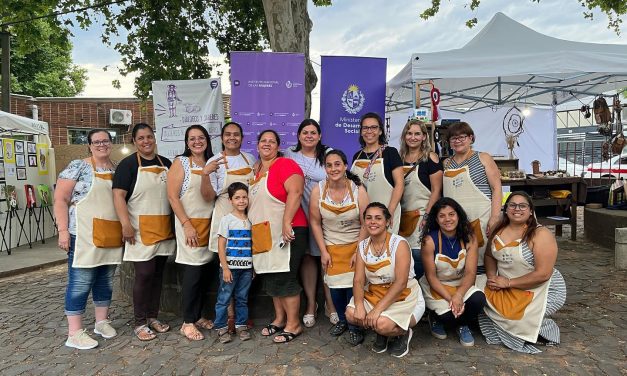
[215,182,253,343]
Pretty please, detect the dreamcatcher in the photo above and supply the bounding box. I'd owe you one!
[502,106,525,159]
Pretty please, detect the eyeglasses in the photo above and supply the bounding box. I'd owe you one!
[449,135,469,143]
[188,136,207,143]
[361,125,380,133]
[91,140,111,146]
[507,202,530,211]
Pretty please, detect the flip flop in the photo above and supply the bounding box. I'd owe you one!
[261,323,285,337]
[273,331,302,344]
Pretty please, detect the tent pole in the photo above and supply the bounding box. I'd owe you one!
[0,31,9,112]
[497,76,502,105]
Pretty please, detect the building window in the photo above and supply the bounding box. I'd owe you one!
[67,128,119,145]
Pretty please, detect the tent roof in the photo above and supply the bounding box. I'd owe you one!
[387,12,627,113]
[0,111,49,135]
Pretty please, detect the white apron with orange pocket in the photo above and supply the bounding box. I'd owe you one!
[74,157,123,268]
[174,158,215,265]
[123,154,175,262]
[399,164,431,249]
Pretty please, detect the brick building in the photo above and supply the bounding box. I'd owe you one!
[3,93,231,147]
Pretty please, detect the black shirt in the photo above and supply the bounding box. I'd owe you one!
[403,156,443,191]
[112,152,172,201]
[352,146,403,187]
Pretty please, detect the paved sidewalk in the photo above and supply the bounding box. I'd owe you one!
[0,236,64,278]
[0,230,625,375]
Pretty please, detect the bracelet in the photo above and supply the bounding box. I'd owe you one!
[507,277,511,288]
[58,229,68,232]
[182,219,191,226]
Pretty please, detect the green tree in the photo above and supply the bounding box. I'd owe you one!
[1,2,87,97]
[420,0,625,33]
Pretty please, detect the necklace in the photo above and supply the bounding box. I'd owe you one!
[326,180,349,205]
[452,149,473,165]
[191,156,205,167]
[404,150,423,165]
[369,237,387,257]
[443,233,458,253]
[300,151,318,185]
[360,146,383,179]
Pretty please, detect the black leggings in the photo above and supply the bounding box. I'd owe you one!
[133,256,168,327]
[432,291,486,327]
[181,263,211,323]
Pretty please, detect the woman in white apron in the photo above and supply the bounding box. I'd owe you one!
[285,119,337,328]
[398,120,443,279]
[351,112,404,234]
[55,130,123,350]
[477,191,567,354]
[206,122,255,332]
[419,197,486,347]
[113,123,175,341]
[167,125,216,341]
[346,203,425,358]
[443,121,502,274]
[309,150,369,345]
[249,130,309,343]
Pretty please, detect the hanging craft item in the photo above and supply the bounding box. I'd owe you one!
[593,96,612,136]
[611,95,625,155]
[502,106,525,159]
[430,86,441,122]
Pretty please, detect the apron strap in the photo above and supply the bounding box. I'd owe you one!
[137,152,166,168]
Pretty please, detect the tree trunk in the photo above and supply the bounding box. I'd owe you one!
[262,0,317,118]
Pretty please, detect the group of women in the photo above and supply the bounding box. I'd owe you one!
[54,114,566,356]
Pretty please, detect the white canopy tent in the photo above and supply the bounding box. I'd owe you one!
[0,110,49,136]
[387,12,627,113]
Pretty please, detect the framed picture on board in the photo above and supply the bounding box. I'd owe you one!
[24,184,37,208]
[16,154,25,167]
[27,142,36,154]
[15,141,24,154]
[37,184,51,206]
[0,182,5,202]
[0,163,4,180]
[0,139,3,158]
[6,185,18,210]
[16,168,26,180]
[4,139,14,163]
[28,155,37,167]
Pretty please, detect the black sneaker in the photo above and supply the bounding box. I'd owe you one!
[346,329,364,346]
[388,328,413,358]
[372,333,388,353]
[329,322,348,337]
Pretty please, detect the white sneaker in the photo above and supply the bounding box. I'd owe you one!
[94,320,117,339]
[65,329,98,350]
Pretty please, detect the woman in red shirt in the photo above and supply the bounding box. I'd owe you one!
[248,129,308,343]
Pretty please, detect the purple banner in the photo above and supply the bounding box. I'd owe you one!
[230,52,305,155]
[320,56,387,161]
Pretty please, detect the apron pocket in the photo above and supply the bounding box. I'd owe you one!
[252,221,273,254]
[485,287,534,320]
[190,218,211,247]
[365,284,411,306]
[139,214,174,245]
[430,284,458,300]
[399,210,420,238]
[92,218,123,248]
[470,219,485,247]
[326,242,357,276]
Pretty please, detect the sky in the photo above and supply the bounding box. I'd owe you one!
[69,0,626,118]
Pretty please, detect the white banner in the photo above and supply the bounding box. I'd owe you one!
[152,78,224,160]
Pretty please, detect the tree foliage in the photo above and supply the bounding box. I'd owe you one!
[420,0,625,34]
[1,3,87,97]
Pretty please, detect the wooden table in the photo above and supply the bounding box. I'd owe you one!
[501,176,586,241]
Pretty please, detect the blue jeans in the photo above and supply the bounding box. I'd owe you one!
[64,235,117,316]
[214,268,253,329]
[412,249,425,280]
[330,287,357,331]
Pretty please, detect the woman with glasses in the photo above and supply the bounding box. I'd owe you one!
[398,120,443,279]
[351,112,404,233]
[443,122,502,274]
[478,192,566,354]
[55,130,122,349]
[419,197,486,347]
[285,119,338,328]
[249,130,308,343]
[167,125,216,341]
[113,123,174,341]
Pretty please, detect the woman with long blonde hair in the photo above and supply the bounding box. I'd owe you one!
[398,120,442,279]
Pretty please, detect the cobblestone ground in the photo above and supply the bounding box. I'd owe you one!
[0,223,625,375]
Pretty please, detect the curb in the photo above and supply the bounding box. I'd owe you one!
[0,259,66,279]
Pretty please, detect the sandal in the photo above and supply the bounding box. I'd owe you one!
[273,330,302,344]
[217,327,232,344]
[147,319,170,333]
[303,303,318,328]
[195,318,214,330]
[346,330,364,346]
[329,322,348,337]
[134,325,156,341]
[261,323,285,337]
[180,323,204,341]
[325,303,340,325]
[237,326,252,341]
